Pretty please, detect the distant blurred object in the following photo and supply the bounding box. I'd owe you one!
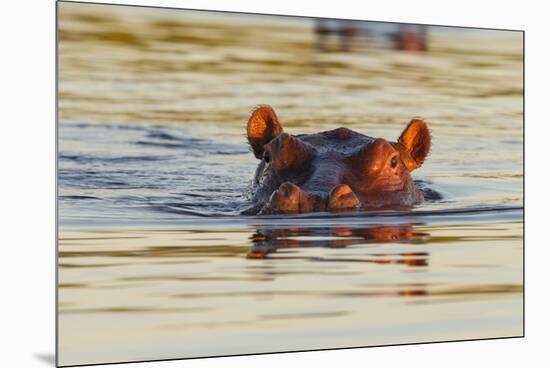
[392,24,428,51]
[315,19,363,52]
[315,19,428,52]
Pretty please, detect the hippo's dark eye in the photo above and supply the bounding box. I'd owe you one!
[390,156,398,169]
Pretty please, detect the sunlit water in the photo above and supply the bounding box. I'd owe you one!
[57,3,523,366]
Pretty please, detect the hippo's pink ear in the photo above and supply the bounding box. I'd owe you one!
[247,105,283,159]
[395,118,431,171]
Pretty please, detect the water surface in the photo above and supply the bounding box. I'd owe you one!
[58,3,523,366]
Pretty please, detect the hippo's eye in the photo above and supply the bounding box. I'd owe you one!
[390,155,398,169]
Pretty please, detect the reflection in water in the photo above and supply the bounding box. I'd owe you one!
[247,224,429,268]
[247,224,432,297]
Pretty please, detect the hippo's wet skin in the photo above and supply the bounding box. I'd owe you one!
[243,106,431,215]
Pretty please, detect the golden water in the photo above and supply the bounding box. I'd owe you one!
[57,3,523,366]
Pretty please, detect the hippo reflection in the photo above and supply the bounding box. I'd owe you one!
[247,223,429,267]
[243,106,431,215]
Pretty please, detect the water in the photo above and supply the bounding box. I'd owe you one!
[57,3,523,366]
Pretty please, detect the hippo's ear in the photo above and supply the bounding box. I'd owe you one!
[246,105,284,159]
[395,118,431,171]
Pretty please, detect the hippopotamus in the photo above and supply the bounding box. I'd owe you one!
[242,105,431,215]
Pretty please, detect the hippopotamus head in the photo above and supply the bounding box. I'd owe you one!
[243,105,431,215]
